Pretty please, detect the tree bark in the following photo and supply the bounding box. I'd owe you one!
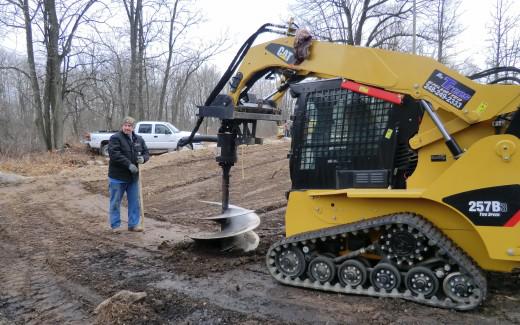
[137,8,145,120]
[21,0,49,149]
[124,0,142,118]
[158,0,180,121]
[44,0,63,150]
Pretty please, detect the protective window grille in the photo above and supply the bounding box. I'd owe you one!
[299,88,392,170]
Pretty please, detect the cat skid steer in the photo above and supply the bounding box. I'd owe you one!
[179,24,520,310]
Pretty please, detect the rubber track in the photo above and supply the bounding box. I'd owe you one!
[266,213,487,311]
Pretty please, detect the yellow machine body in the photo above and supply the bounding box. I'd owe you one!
[228,36,520,273]
[285,133,520,272]
[204,27,520,309]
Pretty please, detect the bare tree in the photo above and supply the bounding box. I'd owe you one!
[90,27,130,127]
[290,0,420,47]
[46,0,98,150]
[0,49,41,154]
[486,0,520,70]
[122,0,142,118]
[0,0,98,150]
[168,42,226,128]
[189,65,220,134]
[420,0,463,64]
[0,0,47,148]
[157,0,202,121]
[0,0,231,154]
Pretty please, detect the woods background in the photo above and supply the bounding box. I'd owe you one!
[0,0,518,155]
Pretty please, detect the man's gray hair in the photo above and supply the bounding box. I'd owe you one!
[122,116,136,126]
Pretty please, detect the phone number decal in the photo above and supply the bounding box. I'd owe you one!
[424,81,465,109]
[423,70,475,110]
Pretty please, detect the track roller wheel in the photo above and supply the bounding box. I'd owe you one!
[405,266,439,298]
[370,263,401,292]
[337,259,367,288]
[442,272,477,303]
[275,247,306,278]
[308,256,336,284]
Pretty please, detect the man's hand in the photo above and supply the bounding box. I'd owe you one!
[137,156,145,164]
[128,164,139,174]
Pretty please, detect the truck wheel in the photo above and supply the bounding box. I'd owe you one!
[100,144,109,157]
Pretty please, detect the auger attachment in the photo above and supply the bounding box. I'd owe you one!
[189,201,260,252]
[189,129,260,252]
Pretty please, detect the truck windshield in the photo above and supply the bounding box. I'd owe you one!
[166,122,179,133]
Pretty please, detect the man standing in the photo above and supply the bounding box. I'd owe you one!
[108,116,149,232]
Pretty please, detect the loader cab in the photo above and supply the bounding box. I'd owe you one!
[289,79,423,190]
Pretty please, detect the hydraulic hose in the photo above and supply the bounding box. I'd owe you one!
[178,24,294,147]
[467,66,520,81]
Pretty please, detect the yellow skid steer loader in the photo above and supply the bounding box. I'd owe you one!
[179,24,520,310]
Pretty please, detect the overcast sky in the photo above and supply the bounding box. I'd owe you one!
[1,0,518,70]
[197,0,518,70]
[195,0,292,68]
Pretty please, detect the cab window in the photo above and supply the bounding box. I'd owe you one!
[155,124,172,135]
[138,124,152,134]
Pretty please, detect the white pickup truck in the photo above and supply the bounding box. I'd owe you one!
[85,121,201,156]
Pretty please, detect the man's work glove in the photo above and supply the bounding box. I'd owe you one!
[137,156,145,164]
[128,164,139,174]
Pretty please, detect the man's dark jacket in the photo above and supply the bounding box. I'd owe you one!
[108,131,149,182]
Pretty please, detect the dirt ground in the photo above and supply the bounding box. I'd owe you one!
[1,139,519,324]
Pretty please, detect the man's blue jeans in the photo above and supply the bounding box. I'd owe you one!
[109,178,140,229]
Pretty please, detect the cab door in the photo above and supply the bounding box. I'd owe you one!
[136,123,156,149]
[153,123,178,150]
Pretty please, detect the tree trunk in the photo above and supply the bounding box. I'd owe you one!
[125,0,142,118]
[158,0,180,121]
[116,55,125,122]
[22,0,49,149]
[44,0,64,150]
[137,9,145,120]
[436,0,445,63]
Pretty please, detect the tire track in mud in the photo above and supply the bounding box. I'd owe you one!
[0,202,100,324]
[80,142,291,218]
[0,177,209,324]
[0,181,163,324]
[151,153,288,194]
[0,248,97,324]
[137,142,291,233]
[2,142,520,324]
[0,179,282,324]
[146,150,288,195]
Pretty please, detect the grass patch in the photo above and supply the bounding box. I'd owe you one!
[0,143,96,176]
